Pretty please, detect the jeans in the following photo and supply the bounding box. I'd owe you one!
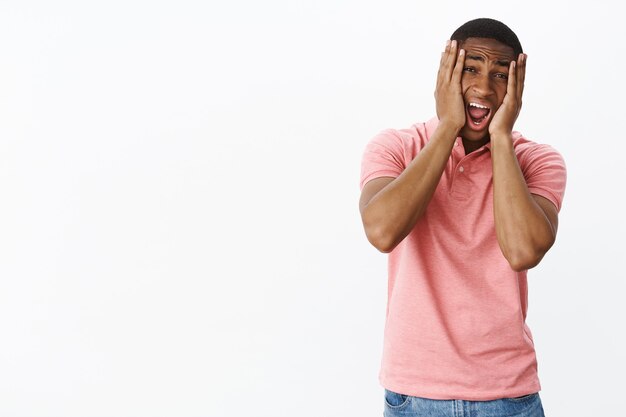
[383,388,546,417]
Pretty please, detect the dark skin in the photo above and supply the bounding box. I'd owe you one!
[360,38,558,271]
[436,37,520,152]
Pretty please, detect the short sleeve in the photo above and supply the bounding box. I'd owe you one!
[519,144,567,212]
[359,129,407,190]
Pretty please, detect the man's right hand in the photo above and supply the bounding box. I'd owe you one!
[435,40,466,132]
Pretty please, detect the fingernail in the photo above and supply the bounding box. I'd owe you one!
[446,39,451,46]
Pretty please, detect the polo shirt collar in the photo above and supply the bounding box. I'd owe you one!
[428,117,519,153]
[458,132,519,153]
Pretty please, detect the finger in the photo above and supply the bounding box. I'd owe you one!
[441,39,457,82]
[451,48,465,85]
[439,40,450,67]
[437,40,452,87]
[506,60,516,101]
[437,52,445,86]
[517,53,526,102]
[446,40,459,82]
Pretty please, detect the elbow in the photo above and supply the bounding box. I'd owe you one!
[507,253,542,272]
[363,224,400,253]
[505,240,554,272]
[360,203,416,253]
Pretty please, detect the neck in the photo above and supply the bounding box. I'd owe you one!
[462,136,490,154]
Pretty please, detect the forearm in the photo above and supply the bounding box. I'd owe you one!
[361,122,459,252]
[491,133,556,270]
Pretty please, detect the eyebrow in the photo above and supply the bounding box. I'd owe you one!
[465,54,511,68]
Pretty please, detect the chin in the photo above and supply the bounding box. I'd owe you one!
[460,125,490,142]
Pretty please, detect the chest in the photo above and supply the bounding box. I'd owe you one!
[436,143,493,202]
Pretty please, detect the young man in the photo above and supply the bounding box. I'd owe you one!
[359,18,566,417]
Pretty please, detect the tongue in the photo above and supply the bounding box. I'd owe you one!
[468,107,489,119]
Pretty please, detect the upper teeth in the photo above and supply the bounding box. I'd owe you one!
[469,102,489,109]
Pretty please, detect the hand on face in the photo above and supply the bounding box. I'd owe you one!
[435,40,466,131]
[488,53,526,137]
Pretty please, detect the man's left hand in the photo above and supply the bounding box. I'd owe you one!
[489,53,526,137]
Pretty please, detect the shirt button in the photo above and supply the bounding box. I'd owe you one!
[459,166,464,172]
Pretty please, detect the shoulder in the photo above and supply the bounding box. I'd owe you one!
[511,131,567,211]
[359,118,436,190]
[364,117,437,154]
[512,132,566,171]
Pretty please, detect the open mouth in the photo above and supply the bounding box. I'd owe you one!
[466,102,491,129]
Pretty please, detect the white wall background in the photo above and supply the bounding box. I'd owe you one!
[0,1,624,416]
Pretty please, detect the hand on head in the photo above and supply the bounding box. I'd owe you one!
[434,39,467,132]
[435,37,527,141]
[489,53,526,137]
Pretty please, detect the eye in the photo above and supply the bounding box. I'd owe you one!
[494,73,508,80]
[463,67,476,73]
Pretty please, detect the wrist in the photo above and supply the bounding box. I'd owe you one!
[489,131,514,150]
[489,130,512,141]
[437,117,464,137]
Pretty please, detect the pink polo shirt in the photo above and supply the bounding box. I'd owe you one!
[360,117,566,401]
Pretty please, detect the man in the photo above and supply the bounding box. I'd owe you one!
[359,18,566,417]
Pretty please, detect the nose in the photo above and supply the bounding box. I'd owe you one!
[471,74,494,97]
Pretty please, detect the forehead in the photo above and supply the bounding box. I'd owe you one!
[459,37,515,61]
